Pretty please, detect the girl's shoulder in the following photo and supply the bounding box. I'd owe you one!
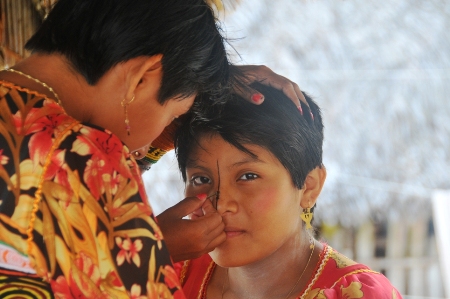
[301,244,403,299]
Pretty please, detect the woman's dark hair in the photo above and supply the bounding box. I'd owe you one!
[175,83,324,189]
[25,0,230,104]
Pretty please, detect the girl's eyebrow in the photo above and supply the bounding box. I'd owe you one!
[231,156,265,168]
[185,164,210,173]
[186,157,265,170]
[186,158,209,170]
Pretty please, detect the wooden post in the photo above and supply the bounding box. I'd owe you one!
[407,218,426,295]
[432,190,450,298]
[385,220,407,294]
[355,221,375,265]
[425,237,445,298]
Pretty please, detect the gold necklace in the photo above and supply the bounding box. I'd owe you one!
[221,238,316,299]
[5,68,61,104]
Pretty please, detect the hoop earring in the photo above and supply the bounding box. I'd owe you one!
[300,206,313,230]
[121,95,135,135]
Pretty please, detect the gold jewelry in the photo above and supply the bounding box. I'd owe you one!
[283,237,315,299]
[221,238,315,299]
[5,68,61,104]
[121,95,135,136]
[133,151,141,158]
[300,207,313,230]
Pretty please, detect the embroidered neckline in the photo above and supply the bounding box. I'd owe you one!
[179,260,191,285]
[198,261,216,299]
[298,244,332,298]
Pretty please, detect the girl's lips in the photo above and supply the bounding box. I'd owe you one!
[224,227,245,238]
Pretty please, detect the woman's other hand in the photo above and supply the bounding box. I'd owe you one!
[233,65,309,115]
[157,195,226,262]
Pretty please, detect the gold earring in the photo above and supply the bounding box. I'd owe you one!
[121,95,135,135]
[300,207,313,230]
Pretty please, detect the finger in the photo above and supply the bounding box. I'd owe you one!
[206,218,225,238]
[202,198,219,215]
[201,221,226,252]
[188,213,197,220]
[204,231,226,252]
[233,85,265,105]
[166,194,208,219]
[235,65,302,107]
[194,211,223,236]
[190,207,204,219]
[261,77,301,108]
[292,82,308,108]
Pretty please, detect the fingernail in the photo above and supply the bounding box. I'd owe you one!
[310,111,314,121]
[196,193,207,201]
[297,105,303,115]
[251,93,264,104]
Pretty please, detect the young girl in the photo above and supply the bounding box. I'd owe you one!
[174,84,402,298]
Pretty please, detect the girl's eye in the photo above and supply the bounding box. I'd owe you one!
[191,176,211,186]
[238,173,259,181]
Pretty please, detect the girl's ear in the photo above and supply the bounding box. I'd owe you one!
[300,166,327,209]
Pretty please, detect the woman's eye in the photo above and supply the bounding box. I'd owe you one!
[238,173,259,181]
[191,176,211,186]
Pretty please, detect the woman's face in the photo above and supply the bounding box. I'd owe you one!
[184,134,304,267]
[124,96,194,153]
[101,56,195,153]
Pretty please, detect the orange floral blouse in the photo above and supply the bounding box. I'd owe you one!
[0,81,184,298]
[179,244,403,299]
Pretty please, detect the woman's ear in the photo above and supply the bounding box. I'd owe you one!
[124,54,163,101]
[300,166,327,209]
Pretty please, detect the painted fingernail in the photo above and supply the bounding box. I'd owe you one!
[297,105,303,115]
[251,93,264,104]
[310,111,314,121]
[196,193,207,201]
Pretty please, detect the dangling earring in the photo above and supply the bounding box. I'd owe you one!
[301,206,313,230]
[121,95,135,135]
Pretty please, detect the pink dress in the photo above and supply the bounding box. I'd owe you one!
[179,244,402,299]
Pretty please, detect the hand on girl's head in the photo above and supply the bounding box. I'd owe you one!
[232,65,310,116]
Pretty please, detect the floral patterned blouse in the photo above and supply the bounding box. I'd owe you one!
[0,81,184,298]
[179,244,403,299]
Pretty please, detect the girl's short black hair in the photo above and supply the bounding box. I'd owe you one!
[25,0,230,104]
[175,82,324,189]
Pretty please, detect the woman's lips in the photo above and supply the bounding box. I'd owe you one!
[224,227,245,238]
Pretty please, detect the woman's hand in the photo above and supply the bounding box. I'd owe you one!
[233,65,310,115]
[157,195,226,262]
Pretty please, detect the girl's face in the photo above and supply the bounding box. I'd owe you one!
[184,134,304,267]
